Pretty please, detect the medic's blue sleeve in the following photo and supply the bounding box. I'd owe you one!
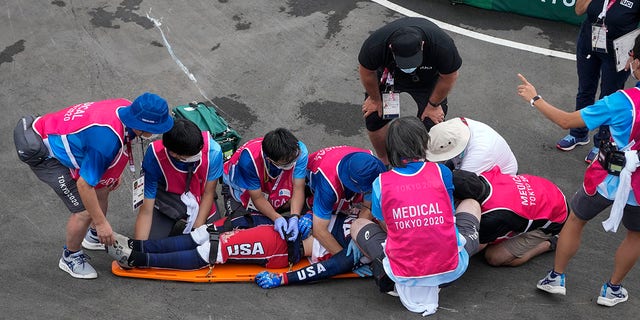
[233,150,261,190]
[76,126,122,187]
[438,163,455,209]
[581,92,634,146]
[207,136,224,181]
[371,177,383,221]
[282,249,354,285]
[310,174,338,220]
[293,141,309,179]
[363,191,372,202]
[142,147,162,199]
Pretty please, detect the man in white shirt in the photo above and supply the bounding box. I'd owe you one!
[426,117,518,175]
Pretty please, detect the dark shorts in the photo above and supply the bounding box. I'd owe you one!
[571,187,640,231]
[364,90,448,132]
[355,222,387,259]
[455,211,481,256]
[29,157,85,213]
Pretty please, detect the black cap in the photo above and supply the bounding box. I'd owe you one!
[452,170,489,202]
[390,27,423,69]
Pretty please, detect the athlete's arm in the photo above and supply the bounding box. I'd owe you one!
[283,249,354,285]
[256,249,355,288]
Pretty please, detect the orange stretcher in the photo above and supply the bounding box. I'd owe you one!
[111,259,360,283]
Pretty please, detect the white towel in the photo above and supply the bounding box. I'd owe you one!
[395,284,439,316]
[603,151,639,232]
[180,191,200,234]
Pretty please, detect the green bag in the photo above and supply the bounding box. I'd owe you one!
[172,102,242,161]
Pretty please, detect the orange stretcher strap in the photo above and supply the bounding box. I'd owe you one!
[110,259,360,283]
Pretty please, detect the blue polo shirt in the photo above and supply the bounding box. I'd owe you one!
[47,126,125,187]
[309,173,371,220]
[581,83,638,204]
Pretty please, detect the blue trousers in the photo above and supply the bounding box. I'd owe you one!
[571,28,630,147]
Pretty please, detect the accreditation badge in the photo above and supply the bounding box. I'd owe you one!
[132,175,145,210]
[382,91,400,119]
[592,23,608,53]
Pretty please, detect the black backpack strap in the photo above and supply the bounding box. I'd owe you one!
[285,216,303,269]
[205,224,221,276]
[184,163,194,194]
[287,237,302,270]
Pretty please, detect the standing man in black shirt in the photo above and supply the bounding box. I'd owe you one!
[358,17,462,165]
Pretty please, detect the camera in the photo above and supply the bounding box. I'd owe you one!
[598,141,626,176]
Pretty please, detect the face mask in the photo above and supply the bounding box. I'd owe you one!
[181,151,202,163]
[632,60,639,80]
[140,133,160,141]
[400,67,417,74]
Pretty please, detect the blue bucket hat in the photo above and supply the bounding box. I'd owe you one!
[338,152,386,193]
[118,92,173,134]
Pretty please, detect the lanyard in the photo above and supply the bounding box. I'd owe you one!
[598,0,617,20]
[126,137,135,173]
[124,130,145,175]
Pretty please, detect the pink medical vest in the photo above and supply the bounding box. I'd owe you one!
[307,146,370,211]
[224,138,294,210]
[33,99,130,189]
[481,166,567,224]
[380,162,458,278]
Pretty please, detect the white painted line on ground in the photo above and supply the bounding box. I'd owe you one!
[371,0,576,61]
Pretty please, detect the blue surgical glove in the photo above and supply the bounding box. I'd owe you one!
[353,264,373,277]
[346,239,363,265]
[255,271,283,289]
[286,216,299,241]
[274,217,287,240]
[298,212,313,240]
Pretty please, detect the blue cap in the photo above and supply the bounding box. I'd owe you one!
[338,152,386,193]
[118,92,173,134]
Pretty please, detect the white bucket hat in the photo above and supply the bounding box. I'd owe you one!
[426,117,471,162]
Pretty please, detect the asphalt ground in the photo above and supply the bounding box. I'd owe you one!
[1,0,638,319]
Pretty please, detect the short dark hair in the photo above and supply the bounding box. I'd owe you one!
[386,116,429,168]
[162,118,204,156]
[262,128,300,162]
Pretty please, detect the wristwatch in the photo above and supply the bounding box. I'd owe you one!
[530,95,542,107]
[428,100,440,107]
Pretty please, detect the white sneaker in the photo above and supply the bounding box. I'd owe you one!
[81,228,105,251]
[597,282,629,307]
[106,232,132,269]
[58,248,98,279]
[537,270,566,295]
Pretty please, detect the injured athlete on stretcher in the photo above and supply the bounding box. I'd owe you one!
[107,210,372,287]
